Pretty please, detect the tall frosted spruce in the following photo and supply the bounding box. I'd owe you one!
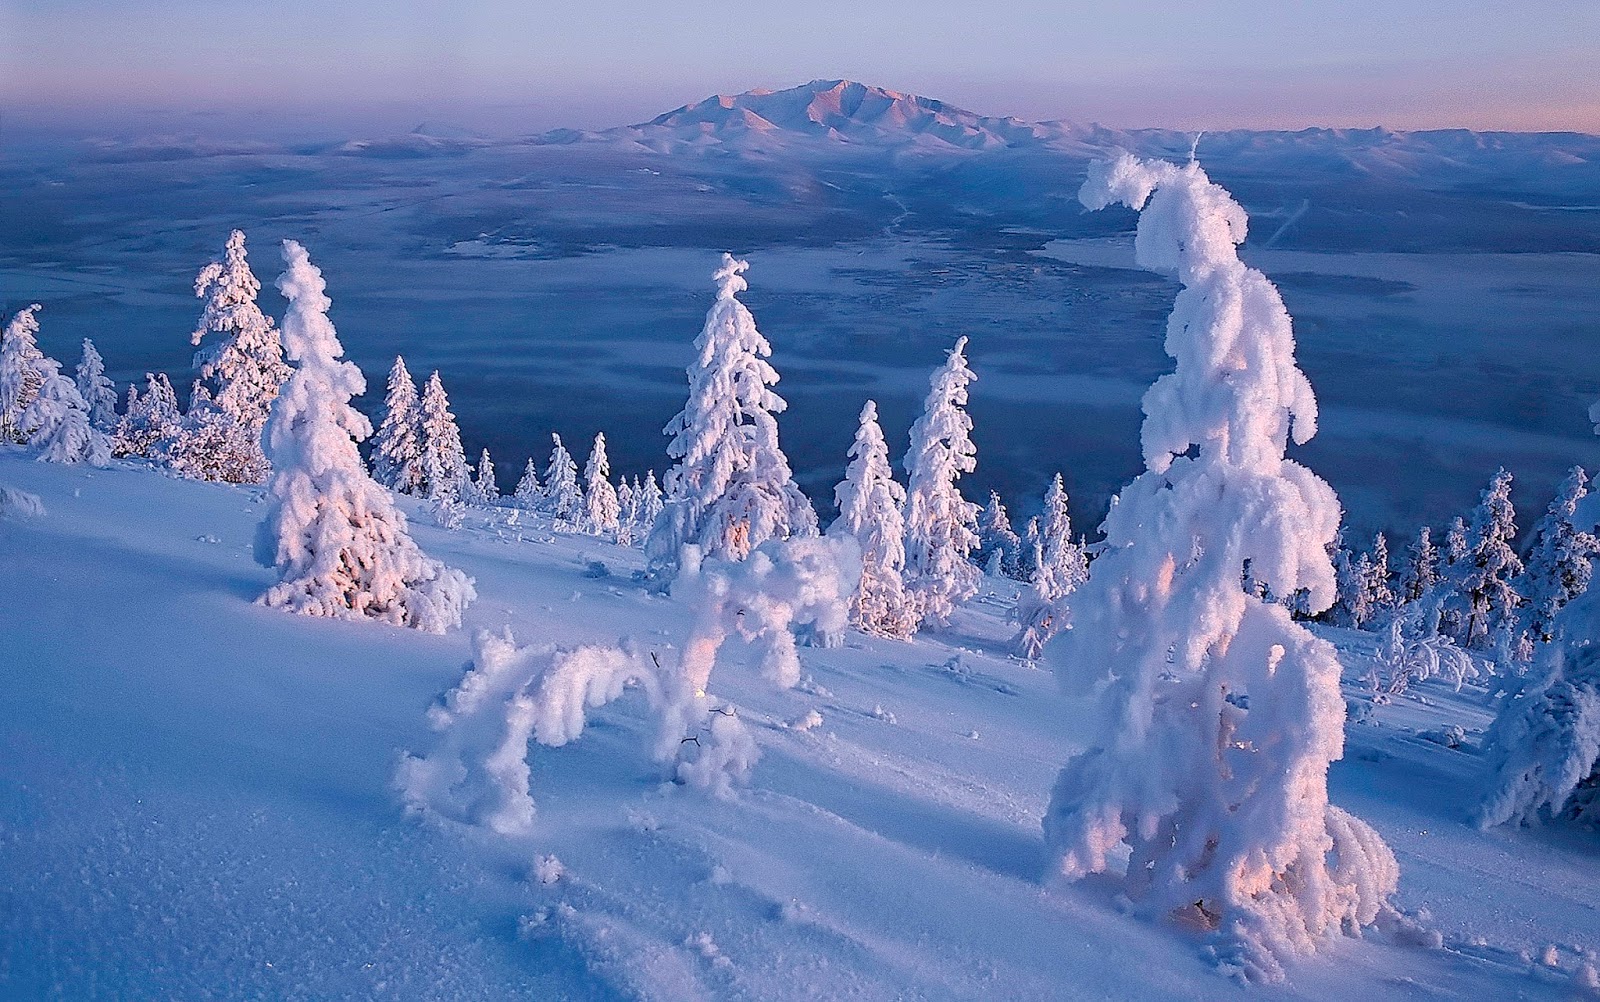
[902,336,980,628]
[74,339,119,431]
[371,356,424,495]
[0,304,46,443]
[653,254,816,568]
[582,432,620,536]
[417,371,469,502]
[830,400,915,639]
[1043,154,1397,981]
[256,240,474,633]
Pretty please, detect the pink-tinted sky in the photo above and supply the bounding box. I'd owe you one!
[3,0,1596,135]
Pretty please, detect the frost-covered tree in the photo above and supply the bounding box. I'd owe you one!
[581,433,620,536]
[256,240,474,633]
[23,355,111,465]
[1519,467,1599,646]
[1044,155,1397,981]
[540,433,582,522]
[1444,469,1524,650]
[638,471,664,533]
[653,254,816,568]
[371,356,424,495]
[74,339,118,431]
[417,371,469,502]
[0,304,46,443]
[902,337,981,628]
[471,448,500,506]
[1399,525,1440,605]
[1012,474,1089,658]
[1366,532,1395,614]
[976,491,1024,580]
[830,400,915,639]
[190,230,289,470]
[111,373,181,460]
[616,478,639,545]
[167,380,270,483]
[1444,516,1469,567]
[513,457,542,509]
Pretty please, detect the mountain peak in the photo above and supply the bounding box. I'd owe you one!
[631,79,1047,152]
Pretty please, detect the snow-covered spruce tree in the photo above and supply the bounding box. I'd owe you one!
[1520,467,1599,646]
[1444,516,1469,567]
[540,433,582,522]
[638,471,664,533]
[830,400,916,639]
[167,380,270,483]
[0,304,46,443]
[189,230,289,478]
[902,336,981,628]
[22,355,111,465]
[513,457,542,509]
[616,477,639,544]
[74,339,118,431]
[1366,532,1395,615]
[652,254,816,569]
[1399,526,1440,605]
[472,448,500,506]
[256,240,474,633]
[417,370,469,502]
[581,432,620,536]
[1477,639,1600,828]
[976,490,1024,580]
[111,373,181,460]
[1445,469,1524,650]
[1012,473,1089,658]
[371,355,424,495]
[1044,154,1397,981]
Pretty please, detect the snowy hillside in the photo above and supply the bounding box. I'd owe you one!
[3,449,1597,999]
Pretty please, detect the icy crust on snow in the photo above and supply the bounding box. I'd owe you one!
[256,241,475,634]
[1045,153,1397,982]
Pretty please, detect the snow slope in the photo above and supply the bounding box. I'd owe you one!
[2,450,1597,999]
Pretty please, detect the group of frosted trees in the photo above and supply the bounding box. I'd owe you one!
[0,304,114,465]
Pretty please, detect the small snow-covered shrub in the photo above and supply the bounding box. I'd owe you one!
[0,485,45,520]
[1478,638,1600,828]
[1367,602,1478,703]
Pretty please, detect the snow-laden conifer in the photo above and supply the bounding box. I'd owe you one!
[902,336,980,628]
[513,458,542,509]
[190,230,289,472]
[371,356,424,495]
[1444,516,1469,567]
[74,339,118,431]
[830,400,915,639]
[23,355,111,465]
[417,371,469,502]
[616,478,639,546]
[638,471,664,533]
[653,254,816,567]
[1044,154,1397,981]
[168,380,269,484]
[472,448,500,506]
[1520,467,1599,646]
[1478,637,1600,828]
[1445,469,1524,649]
[976,491,1024,579]
[111,373,181,460]
[541,433,582,522]
[582,433,620,536]
[1399,525,1440,605]
[256,240,474,633]
[1012,474,1088,658]
[1367,532,1395,614]
[0,304,46,443]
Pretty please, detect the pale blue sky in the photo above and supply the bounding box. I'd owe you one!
[4,0,1597,134]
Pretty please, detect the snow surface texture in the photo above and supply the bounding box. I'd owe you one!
[7,451,1600,999]
[1044,154,1398,982]
[256,240,475,633]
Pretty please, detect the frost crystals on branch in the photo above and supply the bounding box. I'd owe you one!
[1044,154,1398,982]
[651,254,816,572]
[255,240,474,634]
[830,400,915,639]
[903,336,980,628]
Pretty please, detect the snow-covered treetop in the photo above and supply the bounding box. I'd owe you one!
[713,253,749,300]
[1082,153,1318,477]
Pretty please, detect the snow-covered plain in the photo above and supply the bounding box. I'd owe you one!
[4,450,1598,999]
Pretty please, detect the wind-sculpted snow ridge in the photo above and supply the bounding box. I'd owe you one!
[1043,152,1401,983]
